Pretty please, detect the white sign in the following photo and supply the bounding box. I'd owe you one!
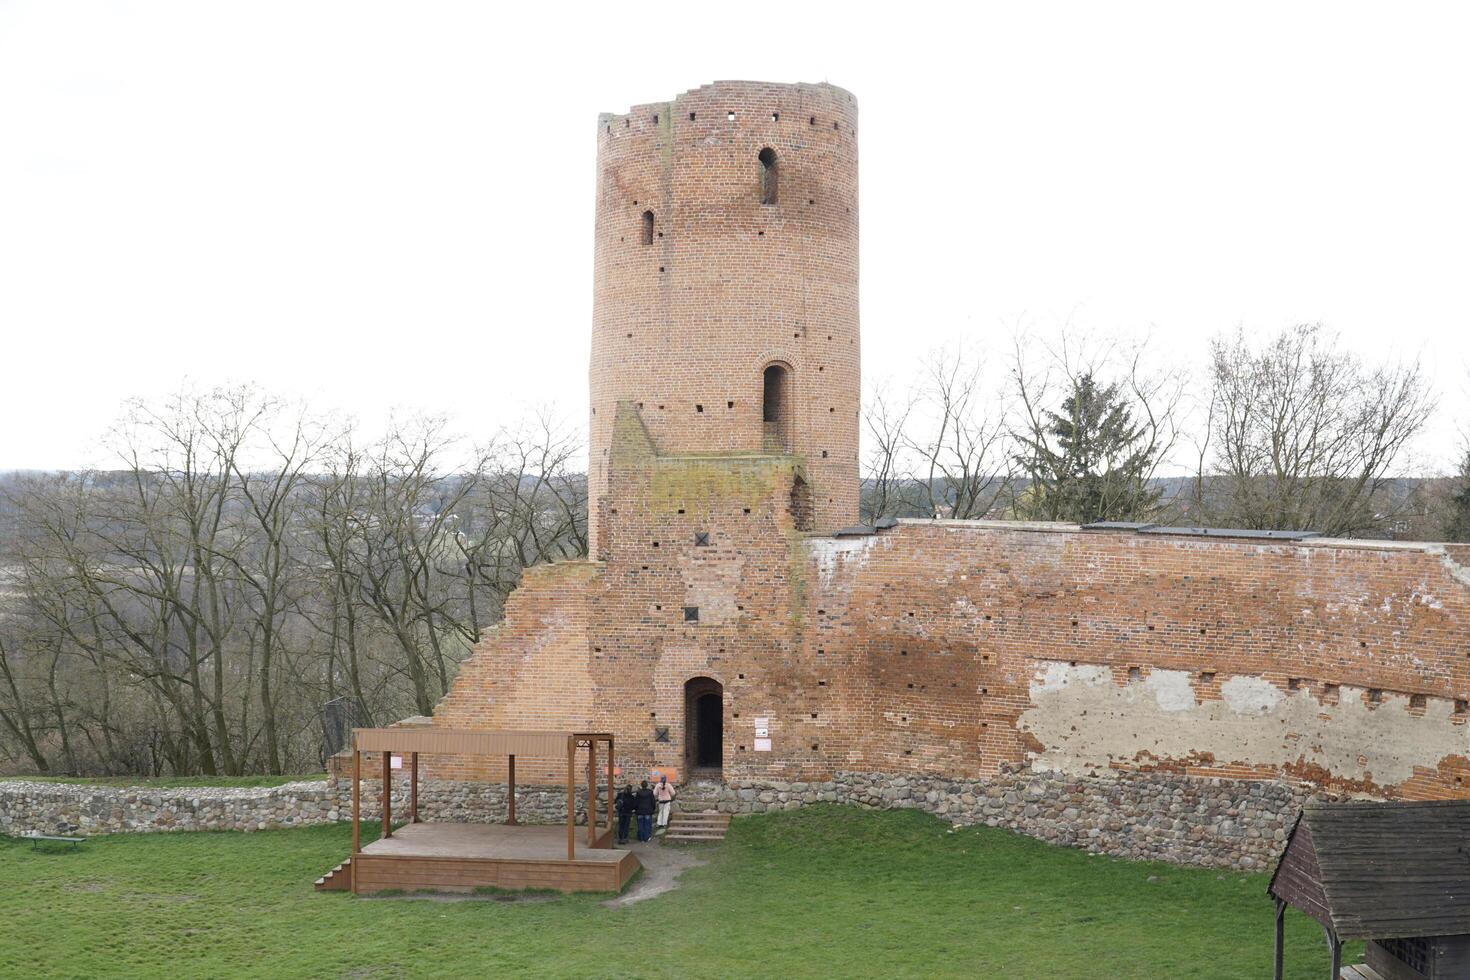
[754,738,772,752]
[390,754,402,769]
[753,717,769,738]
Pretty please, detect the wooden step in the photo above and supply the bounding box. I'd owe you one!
[1341,966,1385,980]
[314,858,353,892]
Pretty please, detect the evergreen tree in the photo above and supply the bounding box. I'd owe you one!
[1445,449,1470,542]
[1016,373,1163,524]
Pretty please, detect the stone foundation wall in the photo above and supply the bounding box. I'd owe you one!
[0,780,340,836]
[683,769,1315,870]
[3,771,1310,870]
[326,779,597,825]
[363,768,1309,870]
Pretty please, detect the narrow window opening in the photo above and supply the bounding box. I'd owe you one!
[683,606,700,623]
[641,211,654,246]
[689,111,696,121]
[726,110,735,121]
[771,112,779,122]
[758,147,779,205]
[762,363,792,450]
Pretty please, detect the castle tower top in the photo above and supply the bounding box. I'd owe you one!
[588,80,860,549]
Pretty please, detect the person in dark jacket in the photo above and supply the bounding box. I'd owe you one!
[634,780,657,842]
[614,784,636,844]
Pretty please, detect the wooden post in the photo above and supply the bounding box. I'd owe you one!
[1321,923,1341,980]
[587,737,597,847]
[381,750,392,839]
[409,752,418,824]
[1273,898,1285,980]
[566,736,576,861]
[506,754,518,825]
[604,736,614,838]
[351,749,361,855]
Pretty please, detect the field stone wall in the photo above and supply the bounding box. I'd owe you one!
[350,768,1318,870]
[0,779,339,836]
[0,770,1312,872]
[685,769,1319,870]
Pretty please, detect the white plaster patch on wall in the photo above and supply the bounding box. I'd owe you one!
[1220,675,1283,715]
[808,534,885,588]
[1019,661,1469,787]
[1427,544,1470,588]
[1145,670,1197,712]
[1030,661,1111,694]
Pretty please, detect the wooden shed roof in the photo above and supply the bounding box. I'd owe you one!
[352,728,608,758]
[1268,799,1470,940]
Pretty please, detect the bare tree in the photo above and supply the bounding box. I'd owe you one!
[0,389,588,777]
[904,346,1015,520]
[859,383,918,522]
[1196,324,1434,536]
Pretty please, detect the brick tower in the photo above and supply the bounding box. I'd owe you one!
[588,80,860,551]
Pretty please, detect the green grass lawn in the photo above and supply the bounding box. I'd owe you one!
[2,806,1349,978]
[4,773,329,789]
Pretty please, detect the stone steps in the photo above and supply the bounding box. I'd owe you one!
[663,811,730,843]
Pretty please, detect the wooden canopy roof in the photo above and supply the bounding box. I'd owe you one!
[1268,799,1470,941]
[352,728,609,758]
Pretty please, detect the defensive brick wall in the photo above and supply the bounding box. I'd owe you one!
[805,521,1470,799]
[424,428,1470,801]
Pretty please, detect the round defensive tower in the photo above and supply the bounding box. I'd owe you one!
[589,80,860,548]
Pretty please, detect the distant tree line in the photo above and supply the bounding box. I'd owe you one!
[860,323,1458,541]
[0,387,583,777]
[1,323,1466,778]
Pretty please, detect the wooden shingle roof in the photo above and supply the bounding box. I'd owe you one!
[1268,799,1470,940]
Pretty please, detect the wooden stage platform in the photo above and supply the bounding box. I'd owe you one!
[346,823,641,895]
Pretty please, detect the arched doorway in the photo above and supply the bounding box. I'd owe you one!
[684,677,724,774]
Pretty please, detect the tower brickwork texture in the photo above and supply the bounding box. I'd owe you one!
[411,83,1470,830]
[588,81,860,550]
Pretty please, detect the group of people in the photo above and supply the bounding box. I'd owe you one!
[614,775,677,843]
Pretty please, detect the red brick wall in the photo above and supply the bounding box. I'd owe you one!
[588,80,861,547]
[430,420,1470,800]
[806,523,1470,798]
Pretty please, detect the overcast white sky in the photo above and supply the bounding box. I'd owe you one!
[1,1,1467,472]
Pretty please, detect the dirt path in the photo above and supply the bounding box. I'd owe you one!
[601,838,709,908]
